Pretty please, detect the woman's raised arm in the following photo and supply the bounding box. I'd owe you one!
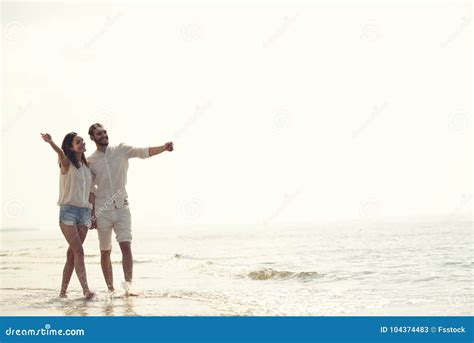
[41,133,70,173]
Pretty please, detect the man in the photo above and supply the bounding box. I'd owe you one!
[88,123,173,295]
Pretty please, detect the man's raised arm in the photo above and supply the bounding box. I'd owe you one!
[149,142,174,157]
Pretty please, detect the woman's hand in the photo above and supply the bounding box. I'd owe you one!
[41,133,53,143]
[90,216,97,230]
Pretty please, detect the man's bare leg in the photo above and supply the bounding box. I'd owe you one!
[119,241,133,282]
[100,250,114,292]
[119,241,137,296]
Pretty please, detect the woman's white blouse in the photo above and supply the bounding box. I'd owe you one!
[57,161,92,209]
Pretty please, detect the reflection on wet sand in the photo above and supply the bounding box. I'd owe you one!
[57,294,138,316]
[103,296,115,316]
[102,296,139,316]
[60,299,90,316]
[123,297,138,316]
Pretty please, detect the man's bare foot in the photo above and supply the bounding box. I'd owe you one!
[59,292,67,299]
[84,291,96,300]
[122,281,138,296]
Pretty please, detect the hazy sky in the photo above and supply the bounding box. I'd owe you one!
[1,1,472,231]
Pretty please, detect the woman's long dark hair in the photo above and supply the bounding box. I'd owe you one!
[60,132,88,169]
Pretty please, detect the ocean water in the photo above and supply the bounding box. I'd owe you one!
[0,221,472,316]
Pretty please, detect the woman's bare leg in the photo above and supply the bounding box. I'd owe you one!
[60,223,94,299]
[59,225,89,297]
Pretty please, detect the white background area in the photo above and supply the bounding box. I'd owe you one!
[1,1,472,230]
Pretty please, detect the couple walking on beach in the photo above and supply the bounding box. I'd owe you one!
[41,123,174,299]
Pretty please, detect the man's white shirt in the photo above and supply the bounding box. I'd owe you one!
[88,144,150,212]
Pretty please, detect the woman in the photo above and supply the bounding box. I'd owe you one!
[41,132,95,300]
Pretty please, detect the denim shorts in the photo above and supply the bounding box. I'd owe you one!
[59,204,92,228]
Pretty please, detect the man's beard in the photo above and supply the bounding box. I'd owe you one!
[96,138,108,147]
